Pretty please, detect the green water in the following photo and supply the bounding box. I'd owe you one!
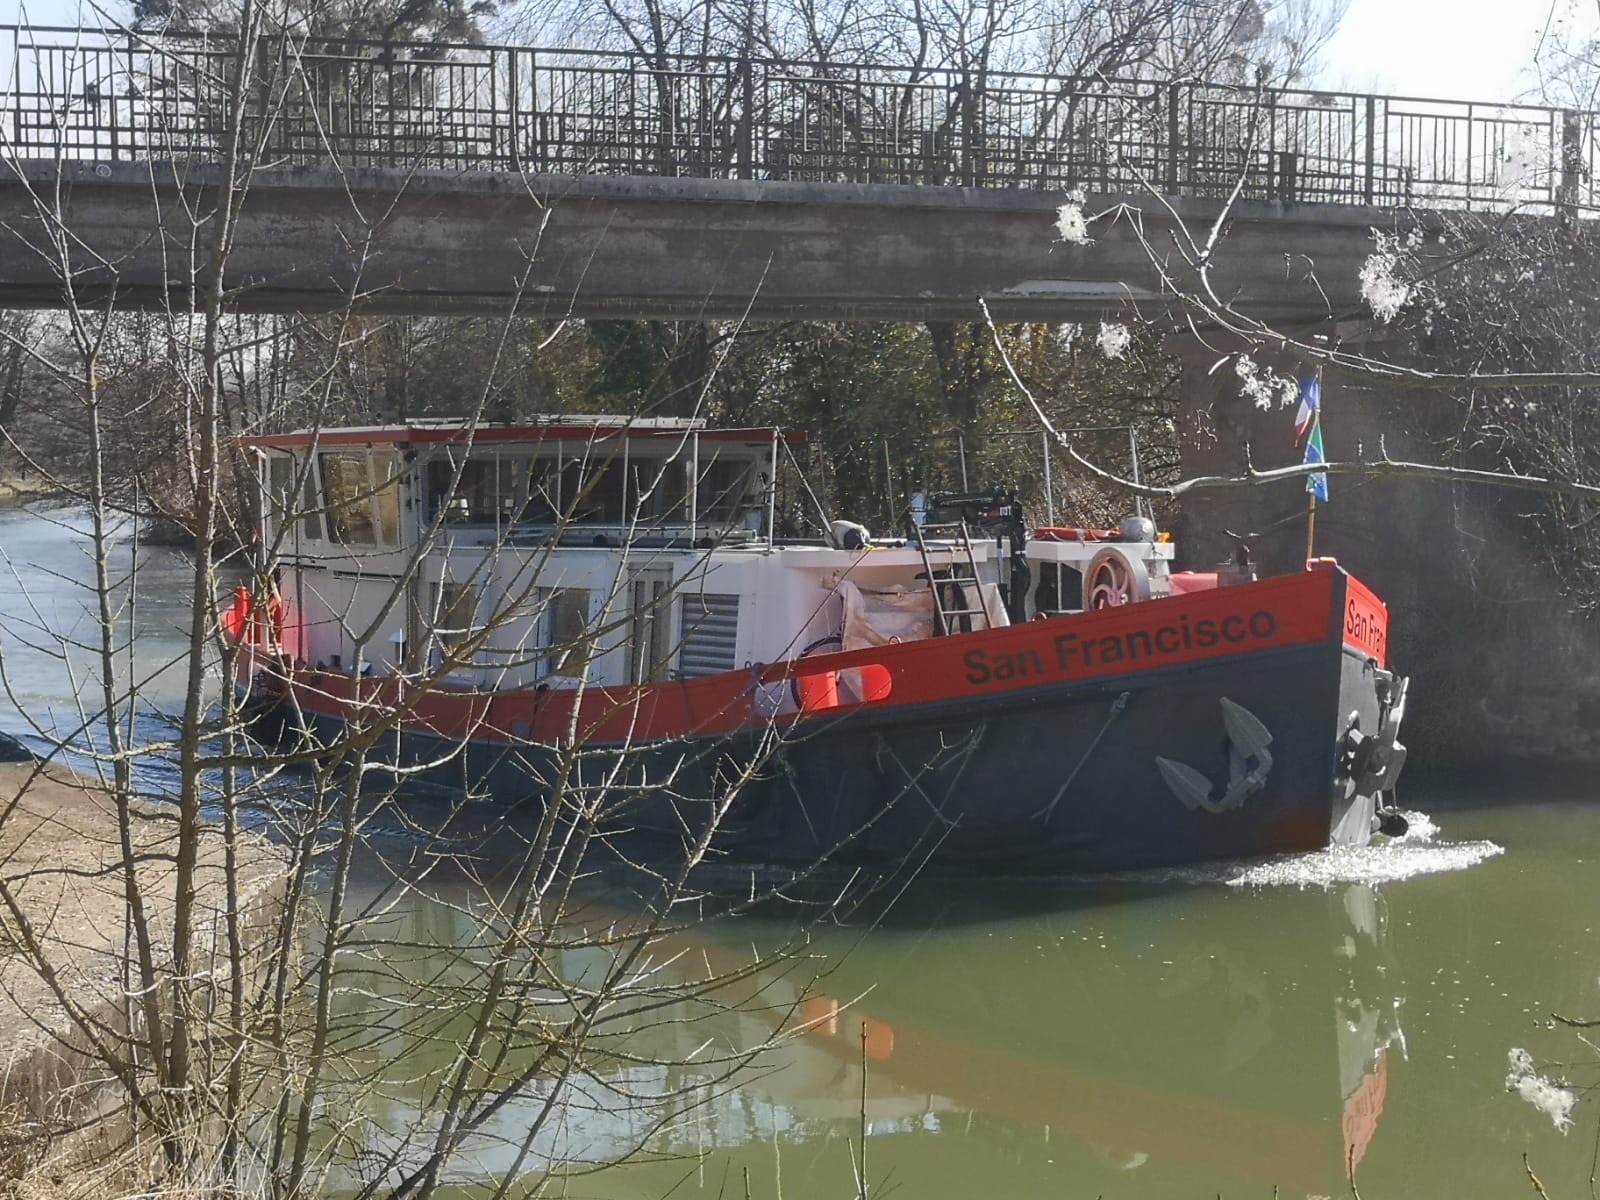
[317,793,1600,1200]
[2,507,1599,1197]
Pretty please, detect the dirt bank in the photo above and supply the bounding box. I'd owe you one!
[0,761,284,1129]
[0,476,52,507]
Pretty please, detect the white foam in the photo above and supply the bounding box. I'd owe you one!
[1225,810,1502,890]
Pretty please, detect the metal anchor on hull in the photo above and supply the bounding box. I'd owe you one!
[1156,698,1275,814]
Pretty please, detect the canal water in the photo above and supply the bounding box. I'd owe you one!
[2,506,1599,1198]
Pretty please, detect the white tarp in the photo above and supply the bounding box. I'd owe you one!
[836,579,1009,653]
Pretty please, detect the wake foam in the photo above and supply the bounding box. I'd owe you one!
[1224,810,1502,889]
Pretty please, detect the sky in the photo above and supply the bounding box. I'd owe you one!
[12,0,1590,106]
[1318,0,1571,104]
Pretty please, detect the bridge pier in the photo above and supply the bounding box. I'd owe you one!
[1167,334,1600,766]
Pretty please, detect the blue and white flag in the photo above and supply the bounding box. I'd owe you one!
[1294,374,1320,443]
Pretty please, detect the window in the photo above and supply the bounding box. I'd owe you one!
[371,453,402,546]
[697,456,758,523]
[524,456,561,522]
[434,582,479,658]
[300,457,321,541]
[540,589,591,677]
[628,573,674,685]
[629,456,690,523]
[266,454,292,541]
[321,453,377,545]
[567,459,624,524]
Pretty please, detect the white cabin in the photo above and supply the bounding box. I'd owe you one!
[244,418,1174,693]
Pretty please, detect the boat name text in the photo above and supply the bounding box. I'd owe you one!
[963,610,1280,685]
[1344,596,1387,663]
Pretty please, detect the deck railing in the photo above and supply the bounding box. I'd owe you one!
[3,24,1592,210]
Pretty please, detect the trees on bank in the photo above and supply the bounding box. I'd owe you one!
[1,312,1182,539]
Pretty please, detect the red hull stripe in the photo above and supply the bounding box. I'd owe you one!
[274,568,1370,749]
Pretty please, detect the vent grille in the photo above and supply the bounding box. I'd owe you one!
[679,593,740,677]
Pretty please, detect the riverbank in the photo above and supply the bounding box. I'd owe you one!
[0,475,52,507]
[0,759,285,1187]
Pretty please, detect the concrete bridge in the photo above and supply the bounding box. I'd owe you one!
[0,25,1592,321]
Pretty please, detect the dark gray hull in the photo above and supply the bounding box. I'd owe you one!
[269,637,1397,874]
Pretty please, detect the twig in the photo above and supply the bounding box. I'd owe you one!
[858,1019,869,1200]
[1528,1152,1554,1200]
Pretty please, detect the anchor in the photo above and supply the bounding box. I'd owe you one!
[1340,674,1409,799]
[1155,698,1274,814]
[1339,672,1411,836]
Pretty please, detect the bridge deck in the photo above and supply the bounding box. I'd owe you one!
[3,24,1591,213]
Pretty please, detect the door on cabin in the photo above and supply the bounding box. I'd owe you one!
[626,568,675,685]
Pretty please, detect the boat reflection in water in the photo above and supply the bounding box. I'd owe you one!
[328,872,1406,1198]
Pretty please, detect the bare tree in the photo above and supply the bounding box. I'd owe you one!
[0,12,917,1198]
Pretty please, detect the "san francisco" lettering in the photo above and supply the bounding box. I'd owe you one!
[962,610,1280,686]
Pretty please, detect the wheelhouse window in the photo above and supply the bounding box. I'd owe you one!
[697,455,762,526]
[265,453,293,542]
[563,457,625,524]
[317,451,403,546]
[371,454,402,546]
[299,457,321,542]
[629,455,690,525]
[428,453,534,525]
[525,456,560,522]
[321,453,377,545]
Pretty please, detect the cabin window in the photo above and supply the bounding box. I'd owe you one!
[266,454,293,542]
[697,456,760,524]
[540,588,591,676]
[434,581,479,659]
[299,457,321,541]
[630,456,690,524]
[371,453,402,546]
[321,453,377,545]
[427,454,535,525]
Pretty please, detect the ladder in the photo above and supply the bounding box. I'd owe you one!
[913,520,988,636]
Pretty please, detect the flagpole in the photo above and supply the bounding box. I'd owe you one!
[1306,494,1317,561]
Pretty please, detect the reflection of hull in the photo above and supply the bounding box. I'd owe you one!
[247,565,1405,872]
[712,883,1402,1196]
[324,863,1404,1198]
[768,889,1395,1196]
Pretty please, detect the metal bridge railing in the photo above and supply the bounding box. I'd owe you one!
[3,24,1592,211]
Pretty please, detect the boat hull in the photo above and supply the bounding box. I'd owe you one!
[243,565,1404,873]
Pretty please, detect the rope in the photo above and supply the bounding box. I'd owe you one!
[1036,690,1132,823]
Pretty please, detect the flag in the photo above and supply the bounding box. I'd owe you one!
[1294,374,1320,442]
[1303,421,1329,503]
